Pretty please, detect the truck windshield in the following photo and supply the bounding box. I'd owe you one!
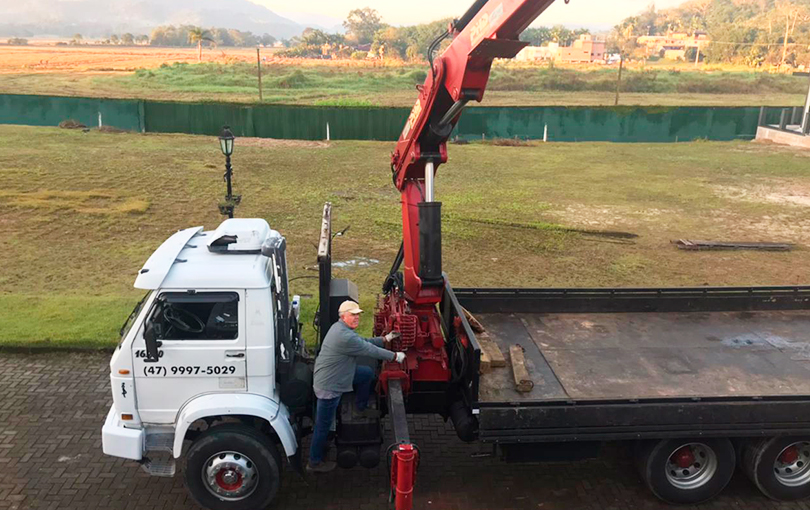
[119,291,152,342]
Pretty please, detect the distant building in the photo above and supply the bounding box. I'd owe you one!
[636,31,710,59]
[558,35,606,63]
[515,42,560,62]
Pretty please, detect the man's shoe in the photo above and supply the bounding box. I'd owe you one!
[354,408,380,419]
[306,460,337,473]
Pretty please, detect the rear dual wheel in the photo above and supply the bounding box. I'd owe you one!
[636,438,736,504]
[741,437,810,501]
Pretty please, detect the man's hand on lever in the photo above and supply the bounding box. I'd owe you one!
[384,331,401,349]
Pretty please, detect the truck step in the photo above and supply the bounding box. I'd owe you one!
[144,427,174,453]
[140,455,176,477]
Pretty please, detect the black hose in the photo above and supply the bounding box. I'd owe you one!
[454,0,490,33]
[427,30,450,80]
[382,243,405,294]
[312,303,320,345]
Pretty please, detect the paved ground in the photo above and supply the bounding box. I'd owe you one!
[1,352,809,510]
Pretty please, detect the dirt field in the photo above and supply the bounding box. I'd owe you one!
[0,44,397,74]
[0,45,259,73]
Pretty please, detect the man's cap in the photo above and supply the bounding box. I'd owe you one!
[338,300,363,315]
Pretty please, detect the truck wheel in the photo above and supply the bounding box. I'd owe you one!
[636,438,735,504]
[185,424,282,510]
[741,437,810,501]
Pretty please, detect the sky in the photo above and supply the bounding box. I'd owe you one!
[253,0,688,30]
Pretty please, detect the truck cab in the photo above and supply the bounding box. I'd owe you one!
[102,218,306,508]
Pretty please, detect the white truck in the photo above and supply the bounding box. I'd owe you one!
[102,218,316,510]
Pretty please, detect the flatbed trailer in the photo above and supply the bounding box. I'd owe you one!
[436,285,810,503]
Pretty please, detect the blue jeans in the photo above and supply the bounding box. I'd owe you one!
[353,365,374,411]
[309,395,340,465]
[309,365,376,465]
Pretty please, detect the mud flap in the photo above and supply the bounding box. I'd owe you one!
[288,448,307,482]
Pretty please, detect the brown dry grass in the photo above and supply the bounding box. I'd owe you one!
[0,44,402,74]
[0,45,255,73]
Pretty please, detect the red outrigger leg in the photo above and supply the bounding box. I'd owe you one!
[382,378,419,510]
[391,444,419,510]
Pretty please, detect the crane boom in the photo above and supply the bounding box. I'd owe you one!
[376,0,560,391]
[391,0,557,303]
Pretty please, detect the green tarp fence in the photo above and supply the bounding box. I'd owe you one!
[456,106,783,142]
[0,93,789,143]
[0,94,143,132]
[143,101,407,140]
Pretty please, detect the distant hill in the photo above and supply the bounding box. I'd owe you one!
[0,0,313,39]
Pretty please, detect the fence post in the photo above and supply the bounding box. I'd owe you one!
[757,106,767,127]
[792,106,802,125]
[780,109,789,130]
[138,100,146,133]
[256,48,263,103]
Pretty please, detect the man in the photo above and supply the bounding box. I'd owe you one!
[307,300,405,473]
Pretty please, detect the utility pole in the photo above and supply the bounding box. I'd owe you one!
[615,54,623,106]
[257,47,263,102]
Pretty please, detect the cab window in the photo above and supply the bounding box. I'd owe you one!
[153,292,239,340]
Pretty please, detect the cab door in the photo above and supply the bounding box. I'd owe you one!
[133,290,247,423]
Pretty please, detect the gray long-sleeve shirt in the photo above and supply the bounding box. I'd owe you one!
[313,320,395,395]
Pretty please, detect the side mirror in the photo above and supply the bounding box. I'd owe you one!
[143,320,163,363]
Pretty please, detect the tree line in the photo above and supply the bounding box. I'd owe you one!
[149,26,277,48]
[278,8,453,60]
[520,26,592,46]
[280,7,593,60]
[63,26,277,49]
[66,33,149,45]
[611,0,810,67]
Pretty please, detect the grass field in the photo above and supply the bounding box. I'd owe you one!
[1,125,809,349]
[1,44,806,107]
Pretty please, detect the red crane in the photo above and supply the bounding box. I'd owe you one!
[372,1,559,508]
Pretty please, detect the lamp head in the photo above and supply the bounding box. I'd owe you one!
[219,126,235,156]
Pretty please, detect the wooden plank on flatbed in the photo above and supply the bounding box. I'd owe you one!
[510,344,534,393]
[462,307,486,334]
[478,332,506,367]
[475,314,566,402]
[479,346,491,374]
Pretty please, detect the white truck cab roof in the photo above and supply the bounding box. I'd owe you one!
[133,218,281,290]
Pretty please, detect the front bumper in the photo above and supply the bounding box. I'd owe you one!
[102,406,144,460]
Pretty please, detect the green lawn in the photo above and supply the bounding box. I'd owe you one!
[0,63,805,107]
[1,125,809,349]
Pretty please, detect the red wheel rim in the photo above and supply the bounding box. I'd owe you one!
[215,469,243,491]
[779,445,800,465]
[671,446,696,469]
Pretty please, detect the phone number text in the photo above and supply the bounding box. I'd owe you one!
[142,365,237,377]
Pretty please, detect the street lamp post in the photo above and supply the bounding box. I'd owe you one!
[218,126,240,218]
